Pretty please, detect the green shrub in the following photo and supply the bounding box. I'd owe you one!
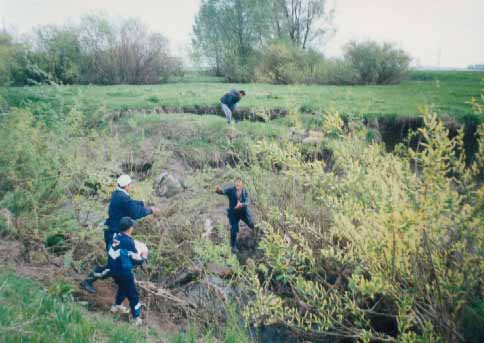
[0,32,16,86]
[0,95,9,113]
[0,109,65,233]
[222,50,258,83]
[253,40,411,85]
[344,40,411,84]
[255,42,306,84]
[255,41,327,85]
[322,58,359,85]
[242,109,483,342]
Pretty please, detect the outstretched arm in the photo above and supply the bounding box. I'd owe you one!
[215,185,225,195]
[127,199,153,220]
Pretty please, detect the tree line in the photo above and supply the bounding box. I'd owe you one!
[0,2,412,87]
[192,0,412,84]
[0,14,183,86]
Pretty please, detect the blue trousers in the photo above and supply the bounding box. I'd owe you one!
[92,230,115,279]
[114,273,141,318]
[228,208,255,248]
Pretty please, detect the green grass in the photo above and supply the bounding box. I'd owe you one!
[120,112,292,168]
[0,272,149,343]
[1,71,482,122]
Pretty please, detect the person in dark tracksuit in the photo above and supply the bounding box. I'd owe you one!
[220,89,246,123]
[215,178,255,252]
[108,217,145,326]
[80,174,159,294]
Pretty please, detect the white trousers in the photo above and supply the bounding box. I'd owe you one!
[221,103,232,123]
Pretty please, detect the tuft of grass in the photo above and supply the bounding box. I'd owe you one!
[168,306,253,343]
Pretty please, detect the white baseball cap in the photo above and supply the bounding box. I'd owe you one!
[117,174,132,188]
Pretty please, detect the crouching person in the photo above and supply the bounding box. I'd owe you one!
[108,217,145,326]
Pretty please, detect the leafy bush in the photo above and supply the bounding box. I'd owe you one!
[240,109,484,341]
[0,109,64,234]
[254,40,411,85]
[222,50,259,83]
[255,41,328,85]
[255,42,306,84]
[2,15,184,86]
[0,32,16,86]
[160,56,185,82]
[344,40,411,84]
[321,58,359,85]
[0,103,119,237]
[0,95,9,113]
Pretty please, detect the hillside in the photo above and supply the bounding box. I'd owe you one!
[0,72,483,342]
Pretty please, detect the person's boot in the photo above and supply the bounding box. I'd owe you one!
[80,274,97,294]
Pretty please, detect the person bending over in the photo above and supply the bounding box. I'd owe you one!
[220,89,246,124]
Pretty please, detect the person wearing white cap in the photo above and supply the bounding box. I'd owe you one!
[80,174,159,294]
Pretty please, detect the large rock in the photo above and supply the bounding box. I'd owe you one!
[154,172,186,198]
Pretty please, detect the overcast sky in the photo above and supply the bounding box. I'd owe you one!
[1,0,483,68]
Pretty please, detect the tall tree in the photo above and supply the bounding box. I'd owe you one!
[0,32,16,85]
[272,0,332,49]
[32,25,82,83]
[192,0,272,74]
[192,1,225,74]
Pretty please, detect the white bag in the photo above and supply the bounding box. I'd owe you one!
[134,240,149,259]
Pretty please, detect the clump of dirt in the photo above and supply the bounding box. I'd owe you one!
[0,239,22,263]
[121,151,154,178]
[72,235,105,264]
[74,279,117,311]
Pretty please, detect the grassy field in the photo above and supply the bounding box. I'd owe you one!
[2,71,483,122]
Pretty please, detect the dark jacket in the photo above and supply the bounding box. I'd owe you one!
[220,90,241,111]
[104,189,152,232]
[107,232,144,276]
[217,186,250,213]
